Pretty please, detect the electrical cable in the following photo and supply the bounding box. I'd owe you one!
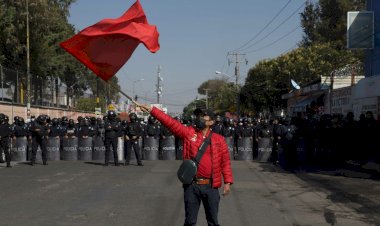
[231,0,293,53]
[238,1,306,52]
[245,26,300,53]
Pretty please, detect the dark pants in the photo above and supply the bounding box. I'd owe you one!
[125,139,142,164]
[0,138,11,166]
[105,137,118,165]
[31,137,47,164]
[183,183,220,226]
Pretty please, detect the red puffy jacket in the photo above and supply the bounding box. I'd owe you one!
[151,107,233,188]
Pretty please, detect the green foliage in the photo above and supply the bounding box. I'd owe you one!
[240,0,365,114]
[0,0,120,105]
[183,78,237,115]
[300,0,365,49]
[75,96,106,113]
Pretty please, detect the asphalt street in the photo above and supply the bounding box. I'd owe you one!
[0,160,379,226]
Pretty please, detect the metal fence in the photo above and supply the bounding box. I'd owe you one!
[0,64,82,109]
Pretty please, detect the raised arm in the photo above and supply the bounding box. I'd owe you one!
[140,105,192,140]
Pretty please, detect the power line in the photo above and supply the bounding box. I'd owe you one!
[231,0,292,53]
[238,1,306,52]
[245,26,300,53]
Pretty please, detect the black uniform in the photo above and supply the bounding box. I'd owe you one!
[212,116,223,135]
[104,111,120,166]
[30,116,50,165]
[77,120,95,138]
[0,115,13,167]
[125,114,143,166]
[145,117,160,139]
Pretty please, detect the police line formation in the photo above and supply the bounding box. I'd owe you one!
[0,110,379,169]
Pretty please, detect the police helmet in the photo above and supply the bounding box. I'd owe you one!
[107,110,117,120]
[148,116,155,124]
[129,113,137,122]
[52,118,59,126]
[0,113,4,123]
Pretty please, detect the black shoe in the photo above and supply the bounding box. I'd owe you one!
[138,163,144,166]
[43,162,48,165]
[125,162,130,166]
[6,164,12,168]
[115,163,119,166]
[104,163,109,166]
[30,162,35,166]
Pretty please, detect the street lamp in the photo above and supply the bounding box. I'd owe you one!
[132,78,144,100]
[215,71,234,80]
[215,70,240,116]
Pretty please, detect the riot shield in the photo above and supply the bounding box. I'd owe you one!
[78,137,93,161]
[92,136,105,161]
[61,137,78,161]
[11,137,27,162]
[47,137,60,161]
[224,137,234,160]
[117,137,124,162]
[106,138,124,163]
[257,138,272,162]
[143,136,159,160]
[160,136,176,160]
[237,137,253,160]
[176,137,183,160]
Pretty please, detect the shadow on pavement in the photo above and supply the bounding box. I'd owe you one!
[257,161,380,225]
[83,162,106,166]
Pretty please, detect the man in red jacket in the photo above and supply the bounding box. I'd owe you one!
[139,104,233,226]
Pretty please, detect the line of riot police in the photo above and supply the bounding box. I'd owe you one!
[0,110,186,167]
[207,111,380,171]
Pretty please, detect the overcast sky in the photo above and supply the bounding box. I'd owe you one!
[68,0,311,113]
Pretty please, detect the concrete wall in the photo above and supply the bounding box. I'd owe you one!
[0,102,96,123]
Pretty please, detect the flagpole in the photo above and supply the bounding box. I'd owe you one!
[118,88,139,106]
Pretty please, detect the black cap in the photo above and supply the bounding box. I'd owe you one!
[193,108,215,120]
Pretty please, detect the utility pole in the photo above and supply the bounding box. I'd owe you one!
[203,88,210,109]
[26,0,31,119]
[227,52,247,116]
[156,65,163,104]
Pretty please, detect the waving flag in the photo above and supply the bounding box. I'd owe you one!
[60,0,160,81]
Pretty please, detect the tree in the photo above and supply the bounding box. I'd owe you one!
[240,43,362,113]
[0,0,121,108]
[300,0,366,49]
[182,78,237,115]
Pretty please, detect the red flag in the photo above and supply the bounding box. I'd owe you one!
[60,0,159,81]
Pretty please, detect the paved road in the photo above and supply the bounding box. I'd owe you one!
[0,160,379,226]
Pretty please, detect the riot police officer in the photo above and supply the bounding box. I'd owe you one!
[145,116,160,139]
[65,119,77,138]
[221,118,235,138]
[236,118,254,138]
[77,117,95,138]
[30,115,50,165]
[49,118,62,138]
[0,114,13,167]
[212,115,223,135]
[13,117,29,138]
[124,113,143,166]
[104,110,121,166]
